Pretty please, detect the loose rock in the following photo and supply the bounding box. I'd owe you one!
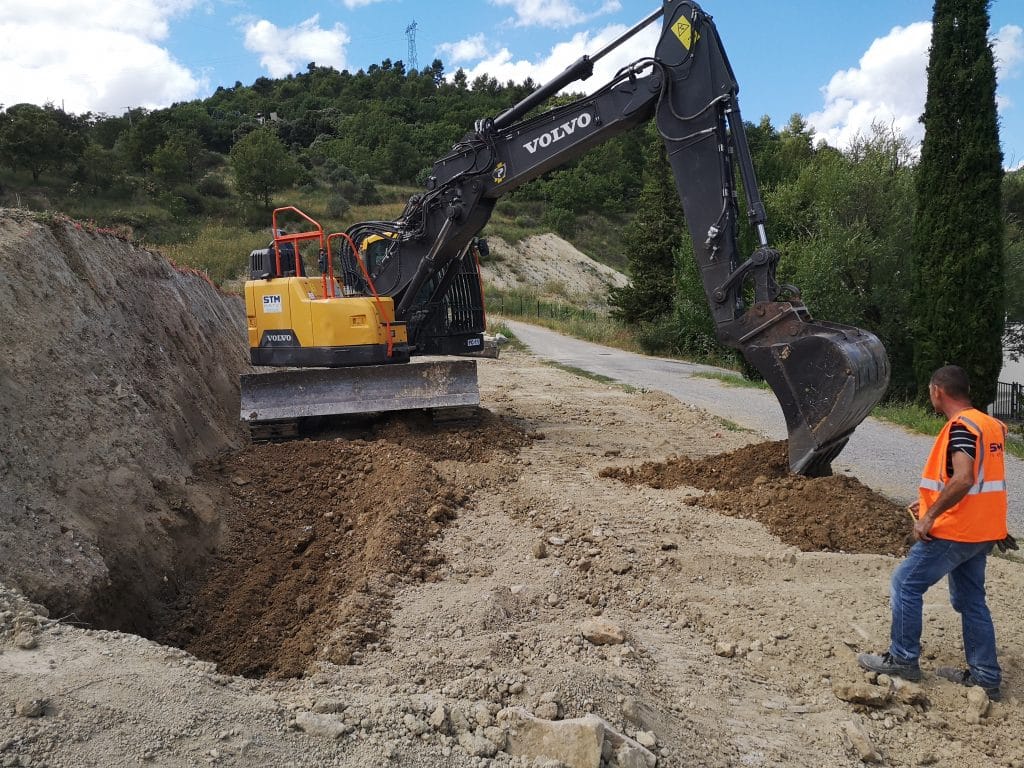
[840,719,882,763]
[580,618,625,646]
[832,681,892,707]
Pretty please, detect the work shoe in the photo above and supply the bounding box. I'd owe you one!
[936,666,1001,701]
[857,651,922,681]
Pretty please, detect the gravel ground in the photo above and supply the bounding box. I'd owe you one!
[503,320,1024,533]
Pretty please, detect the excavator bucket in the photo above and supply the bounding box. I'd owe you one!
[740,312,890,477]
[240,358,480,425]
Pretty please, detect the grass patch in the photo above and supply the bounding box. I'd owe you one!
[692,371,769,390]
[714,416,753,433]
[871,401,945,436]
[541,361,638,393]
[871,402,1024,461]
[486,320,527,352]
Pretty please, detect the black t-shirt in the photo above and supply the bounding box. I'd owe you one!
[946,423,978,477]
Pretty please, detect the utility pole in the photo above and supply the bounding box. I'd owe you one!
[405,20,419,71]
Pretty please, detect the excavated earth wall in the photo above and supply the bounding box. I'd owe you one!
[0,209,249,632]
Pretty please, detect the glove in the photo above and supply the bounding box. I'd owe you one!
[996,534,1018,553]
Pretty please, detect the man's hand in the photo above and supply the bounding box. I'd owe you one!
[908,500,920,516]
[913,515,934,542]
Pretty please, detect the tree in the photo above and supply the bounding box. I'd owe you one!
[229,127,299,206]
[608,126,682,326]
[911,0,1004,406]
[770,122,918,397]
[0,103,84,181]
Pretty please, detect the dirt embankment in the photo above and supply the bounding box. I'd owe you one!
[481,233,628,311]
[0,210,249,631]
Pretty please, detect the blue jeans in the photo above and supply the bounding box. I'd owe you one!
[889,538,1000,688]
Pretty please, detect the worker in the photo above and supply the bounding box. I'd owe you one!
[857,365,1009,700]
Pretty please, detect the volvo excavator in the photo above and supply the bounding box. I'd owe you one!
[241,0,891,476]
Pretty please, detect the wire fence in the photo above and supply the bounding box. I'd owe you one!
[487,293,601,324]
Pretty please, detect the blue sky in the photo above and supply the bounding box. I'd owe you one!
[1,0,1022,166]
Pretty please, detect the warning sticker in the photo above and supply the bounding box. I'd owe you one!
[672,16,700,50]
[263,295,283,314]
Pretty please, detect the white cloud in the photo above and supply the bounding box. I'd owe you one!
[437,34,491,64]
[807,22,931,151]
[0,0,204,114]
[490,0,620,29]
[340,0,387,8]
[994,24,1024,111]
[994,24,1024,77]
[243,15,351,78]
[809,21,1024,153]
[455,21,658,93]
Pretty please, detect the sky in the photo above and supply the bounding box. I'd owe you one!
[1,0,1022,167]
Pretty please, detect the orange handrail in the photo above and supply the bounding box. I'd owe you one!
[270,207,334,298]
[327,232,395,359]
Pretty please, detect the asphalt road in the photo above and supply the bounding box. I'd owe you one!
[503,320,1024,533]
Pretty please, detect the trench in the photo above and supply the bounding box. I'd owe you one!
[81,411,529,680]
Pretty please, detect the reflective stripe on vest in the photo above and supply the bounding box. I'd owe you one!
[919,478,1007,494]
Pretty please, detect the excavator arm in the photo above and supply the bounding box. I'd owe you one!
[347,0,890,475]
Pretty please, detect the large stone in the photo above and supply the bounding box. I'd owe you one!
[294,711,346,739]
[965,687,990,724]
[602,727,657,768]
[14,698,47,718]
[832,681,891,707]
[840,719,882,763]
[458,731,498,758]
[501,707,604,768]
[580,618,625,646]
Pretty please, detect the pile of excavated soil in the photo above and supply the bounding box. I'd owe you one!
[602,441,910,555]
[161,413,529,679]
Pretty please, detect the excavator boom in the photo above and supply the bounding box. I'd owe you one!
[243,0,889,474]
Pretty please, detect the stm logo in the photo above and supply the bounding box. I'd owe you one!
[522,113,593,154]
[262,294,283,314]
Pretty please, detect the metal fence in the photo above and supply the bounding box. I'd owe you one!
[993,381,1023,423]
[487,293,599,324]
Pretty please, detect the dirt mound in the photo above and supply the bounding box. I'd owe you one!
[482,233,628,311]
[161,414,527,679]
[358,408,532,461]
[0,210,249,628]
[600,440,790,491]
[602,440,909,555]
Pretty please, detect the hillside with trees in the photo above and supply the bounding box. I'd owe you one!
[0,52,1022,403]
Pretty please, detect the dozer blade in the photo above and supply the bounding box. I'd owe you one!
[736,305,890,477]
[240,358,480,423]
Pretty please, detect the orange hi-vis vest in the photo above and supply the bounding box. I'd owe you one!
[918,408,1008,543]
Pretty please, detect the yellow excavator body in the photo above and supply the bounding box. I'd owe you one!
[244,276,407,365]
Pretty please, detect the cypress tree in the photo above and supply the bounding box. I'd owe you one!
[608,126,682,324]
[911,0,1004,406]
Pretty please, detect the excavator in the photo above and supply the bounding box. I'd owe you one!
[241,0,890,476]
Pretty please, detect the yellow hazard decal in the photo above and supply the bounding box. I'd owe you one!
[672,16,700,51]
[493,161,507,184]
